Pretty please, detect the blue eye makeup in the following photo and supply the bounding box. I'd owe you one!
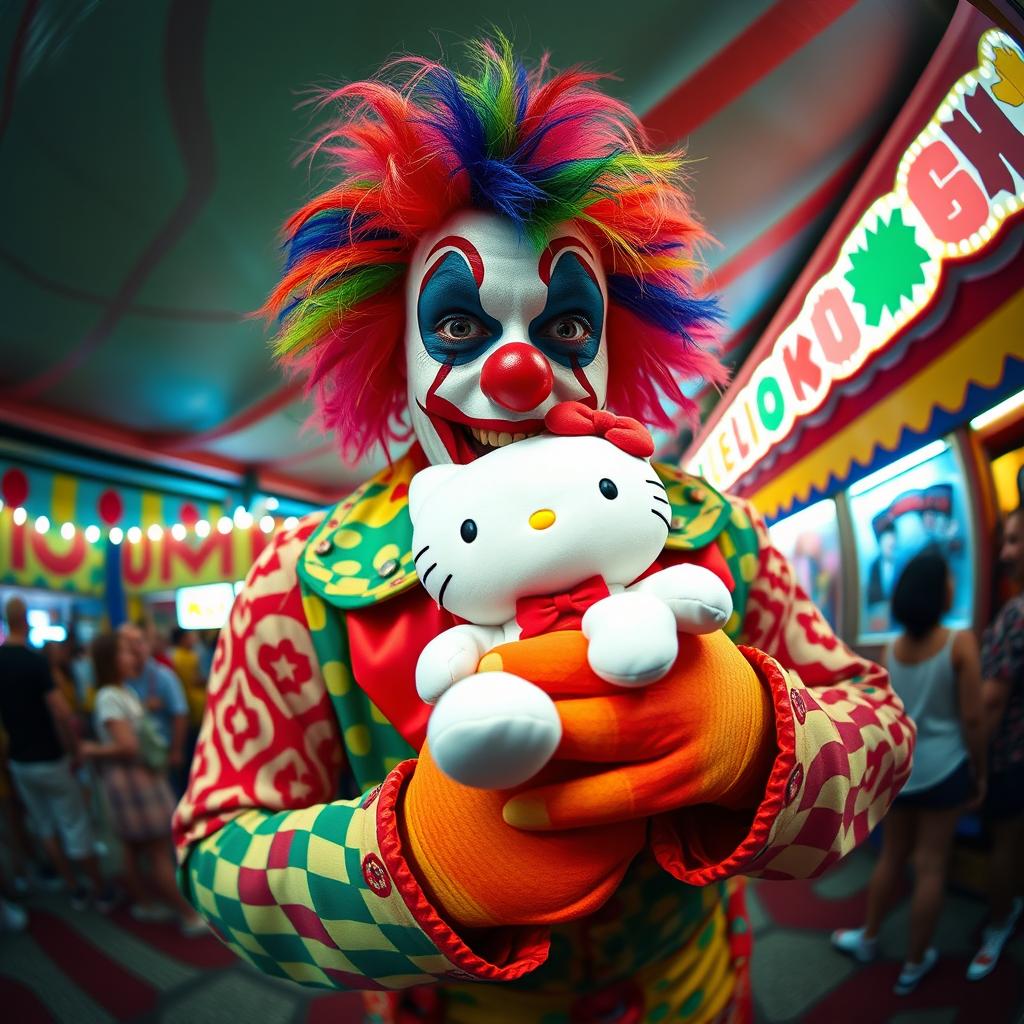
[528,254,604,368]
[417,254,502,365]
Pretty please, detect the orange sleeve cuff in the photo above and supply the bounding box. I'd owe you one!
[376,760,550,983]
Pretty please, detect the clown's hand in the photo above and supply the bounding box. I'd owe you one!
[426,671,562,790]
[415,624,504,703]
[480,630,776,832]
[400,740,644,931]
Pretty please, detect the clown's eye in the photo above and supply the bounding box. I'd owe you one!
[541,315,592,346]
[599,478,618,500]
[460,519,478,543]
[436,315,489,344]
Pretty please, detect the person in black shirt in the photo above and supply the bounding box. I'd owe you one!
[0,597,107,909]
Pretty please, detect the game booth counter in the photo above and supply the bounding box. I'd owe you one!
[0,455,314,639]
[685,1,1024,653]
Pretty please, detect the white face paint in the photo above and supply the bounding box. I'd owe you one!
[404,210,609,465]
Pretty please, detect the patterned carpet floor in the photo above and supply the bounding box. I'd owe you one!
[1,846,1021,1023]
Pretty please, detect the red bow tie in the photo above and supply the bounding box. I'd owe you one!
[515,575,611,639]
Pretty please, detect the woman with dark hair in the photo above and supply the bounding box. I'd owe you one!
[81,632,204,935]
[832,551,986,994]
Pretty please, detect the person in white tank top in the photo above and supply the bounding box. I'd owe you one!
[832,551,986,995]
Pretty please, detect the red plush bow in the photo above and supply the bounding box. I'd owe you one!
[515,575,611,639]
[544,402,655,458]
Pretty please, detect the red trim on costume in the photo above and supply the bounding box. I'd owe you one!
[649,646,796,886]
[375,761,550,982]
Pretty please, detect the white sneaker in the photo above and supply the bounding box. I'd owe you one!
[967,897,1023,981]
[831,927,879,963]
[179,913,207,938]
[894,948,938,995]
[130,903,176,923]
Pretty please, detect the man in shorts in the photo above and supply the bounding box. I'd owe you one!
[969,507,1024,979]
[0,597,110,910]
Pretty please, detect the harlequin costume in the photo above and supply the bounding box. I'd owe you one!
[173,40,914,1024]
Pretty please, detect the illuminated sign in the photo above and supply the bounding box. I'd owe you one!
[176,582,236,630]
[689,29,1024,492]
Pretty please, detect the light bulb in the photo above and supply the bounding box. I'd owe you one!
[12,507,26,526]
[127,526,142,544]
[147,524,163,541]
[108,527,123,545]
[171,523,186,541]
[194,519,210,538]
[217,516,233,534]
[85,525,101,543]
[259,515,275,533]
[60,522,75,540]
[35,515,50,534]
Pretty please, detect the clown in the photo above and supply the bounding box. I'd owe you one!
[174,40,913,1024]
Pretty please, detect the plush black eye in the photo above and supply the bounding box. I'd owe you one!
[460,519,478,543]
[599,478,618,500]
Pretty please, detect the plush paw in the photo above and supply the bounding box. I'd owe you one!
[427,671,562,789]
[415,627,486,704]
[582,592,678,687]
[632,563,733,634]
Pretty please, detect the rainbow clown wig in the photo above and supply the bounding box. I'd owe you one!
[265,37,726,460]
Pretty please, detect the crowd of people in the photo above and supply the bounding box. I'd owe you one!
[832,508,1024,991]
[0,510,1021,994]
[0,606,212,935]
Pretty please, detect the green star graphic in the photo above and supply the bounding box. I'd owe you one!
[844,208,930,327]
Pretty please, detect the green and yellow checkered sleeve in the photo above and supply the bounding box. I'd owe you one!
[182,767,548,991]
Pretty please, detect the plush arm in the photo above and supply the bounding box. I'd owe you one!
[652,496,915,884]
[174,520,542,990]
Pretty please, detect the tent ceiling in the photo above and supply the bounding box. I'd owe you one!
[0,0,958,502]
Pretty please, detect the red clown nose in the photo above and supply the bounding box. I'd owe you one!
[480,343,553,412]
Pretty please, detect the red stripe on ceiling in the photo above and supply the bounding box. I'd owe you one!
[0,396,342,504]
[4,0,217,403]
[261,440,338,471]
[0,0,38,145]
[705,135,877,294]
[0,245,242,323]
[641,0,859,144]
[159,379,305,450]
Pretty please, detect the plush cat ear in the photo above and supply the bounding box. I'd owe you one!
[409,464,463,524]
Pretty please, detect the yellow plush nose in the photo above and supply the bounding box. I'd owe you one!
[529,509,556,531]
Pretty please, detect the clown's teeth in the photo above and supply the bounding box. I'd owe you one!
[497,431,512,446]
[468,425,536,447]
[513,432,526,442]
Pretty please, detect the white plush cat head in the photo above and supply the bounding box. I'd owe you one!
[409,404,669,625]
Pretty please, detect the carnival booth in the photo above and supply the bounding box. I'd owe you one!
[0,455,310,644]
[685,3,1024,651]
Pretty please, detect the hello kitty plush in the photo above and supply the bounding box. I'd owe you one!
[408,402,733,790]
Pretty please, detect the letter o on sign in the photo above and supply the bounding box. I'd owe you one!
[757,376,786,433]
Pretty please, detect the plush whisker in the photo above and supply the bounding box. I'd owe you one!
[437,573,454,611]
[650,508,670,529]
[646,478,667,491]
[651,493,670,505]
[414,544,430,563]
[421,562,438,584]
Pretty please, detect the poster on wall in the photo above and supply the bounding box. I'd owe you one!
[849,443,974,641]
[768,500,842,632]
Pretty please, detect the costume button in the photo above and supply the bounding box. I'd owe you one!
[670,515,685,531]
[686,486,707,504]
[314,538,333,556]
[785,763,804,806]
[361,853,392,897]
[377,558,399,579]
[790,688,807,724]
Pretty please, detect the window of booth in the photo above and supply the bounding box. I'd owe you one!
[768,499,842,632]
[848,441,975,643]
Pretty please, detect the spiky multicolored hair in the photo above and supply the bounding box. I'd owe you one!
[265,37,726,461]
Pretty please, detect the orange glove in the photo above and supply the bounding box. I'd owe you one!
[399,739,645,931]
[481,630,776,831]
